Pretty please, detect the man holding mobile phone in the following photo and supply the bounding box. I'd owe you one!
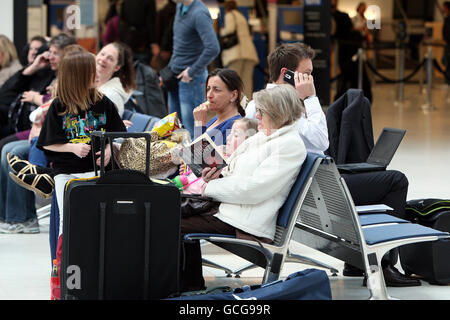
[246,42,419,288]
[245,42,328,154]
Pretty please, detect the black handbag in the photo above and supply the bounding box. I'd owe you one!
[220,32,239,50]
[180,194,220,217]
[159,65,180,92]
[7,94,37,133]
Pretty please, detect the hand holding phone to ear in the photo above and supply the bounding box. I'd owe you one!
[293,71,316,100]
[23,51,50,76]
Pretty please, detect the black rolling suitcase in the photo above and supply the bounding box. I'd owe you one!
[399,199,450,285]
[60,131,181,300]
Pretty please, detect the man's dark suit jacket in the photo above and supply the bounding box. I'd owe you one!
[326,89,374,164]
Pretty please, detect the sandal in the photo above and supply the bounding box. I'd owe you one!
[8,172,55,199]
[7,153,53,175]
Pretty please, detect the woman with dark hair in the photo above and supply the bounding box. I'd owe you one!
[192,68,245,146]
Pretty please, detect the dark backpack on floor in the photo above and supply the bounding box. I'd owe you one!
[399,199,450,285]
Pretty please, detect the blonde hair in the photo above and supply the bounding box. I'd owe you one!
[0,35,18,69]
[235,118,259,137]
[253,84,305,128]
[62,44,86,57]
[56,51,103,115]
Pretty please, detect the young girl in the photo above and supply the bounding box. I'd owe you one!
[35,50,126,236]
[175,118,258,194]
[7,42,136,194]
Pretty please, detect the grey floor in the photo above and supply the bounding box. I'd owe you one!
[1,81,450,300]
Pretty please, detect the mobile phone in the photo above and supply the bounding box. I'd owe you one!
[283,69,295,87]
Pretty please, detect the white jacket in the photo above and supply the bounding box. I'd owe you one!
[245,83,329,154]
[99,77,131,118]
[204,121,306,240]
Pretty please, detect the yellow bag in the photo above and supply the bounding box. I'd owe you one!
[151,112,182,138]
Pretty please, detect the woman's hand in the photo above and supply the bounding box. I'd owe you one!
[193,101,210,127]
[71,143,91,159]
[202,167,222,183]
[123,120,133,129]
[96,144,112,167]
[151,43,160,57]
[21,91,43,105]
[23,51,50,76]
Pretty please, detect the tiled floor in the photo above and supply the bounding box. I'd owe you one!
[1,82,450,300]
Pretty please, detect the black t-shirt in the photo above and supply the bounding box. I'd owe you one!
[37,95,126,174]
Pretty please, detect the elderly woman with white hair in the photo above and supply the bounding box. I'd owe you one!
[180,84,307,291]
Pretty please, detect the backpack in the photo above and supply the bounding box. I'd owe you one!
[405,199,450,223]
[400,199,450,285]
[133,61,167,118]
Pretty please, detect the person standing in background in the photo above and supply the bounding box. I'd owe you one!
[352,2,373,44]
[220,0,259,101]
[331,0,372,103]
[118,0,157,64]
[101,0,121,46]
[167,0,220,138]
[152,1,177,72]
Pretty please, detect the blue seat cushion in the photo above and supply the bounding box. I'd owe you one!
[363,223,449,245]
[277,153,325,229]
[127,113,151,132]
[146,117,161,131]
[358,214,408,226]
[122,109,134,121]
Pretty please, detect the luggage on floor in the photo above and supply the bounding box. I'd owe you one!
[60,132,181,300]
[167,269,332,300]
[399,199,450,285]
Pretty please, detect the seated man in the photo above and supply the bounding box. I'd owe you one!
[245,43,328,154]
[246,42,420,287]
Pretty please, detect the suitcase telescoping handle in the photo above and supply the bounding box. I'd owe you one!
[91,131,151,177]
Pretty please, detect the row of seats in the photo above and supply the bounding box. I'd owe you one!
[123,109,161,133]
[184,153,450,300]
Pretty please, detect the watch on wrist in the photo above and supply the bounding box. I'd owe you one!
[304,95,316,101]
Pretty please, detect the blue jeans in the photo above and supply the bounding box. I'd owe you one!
[28,137,47,167]
[0,140,36,223]
[168,69,208,138]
